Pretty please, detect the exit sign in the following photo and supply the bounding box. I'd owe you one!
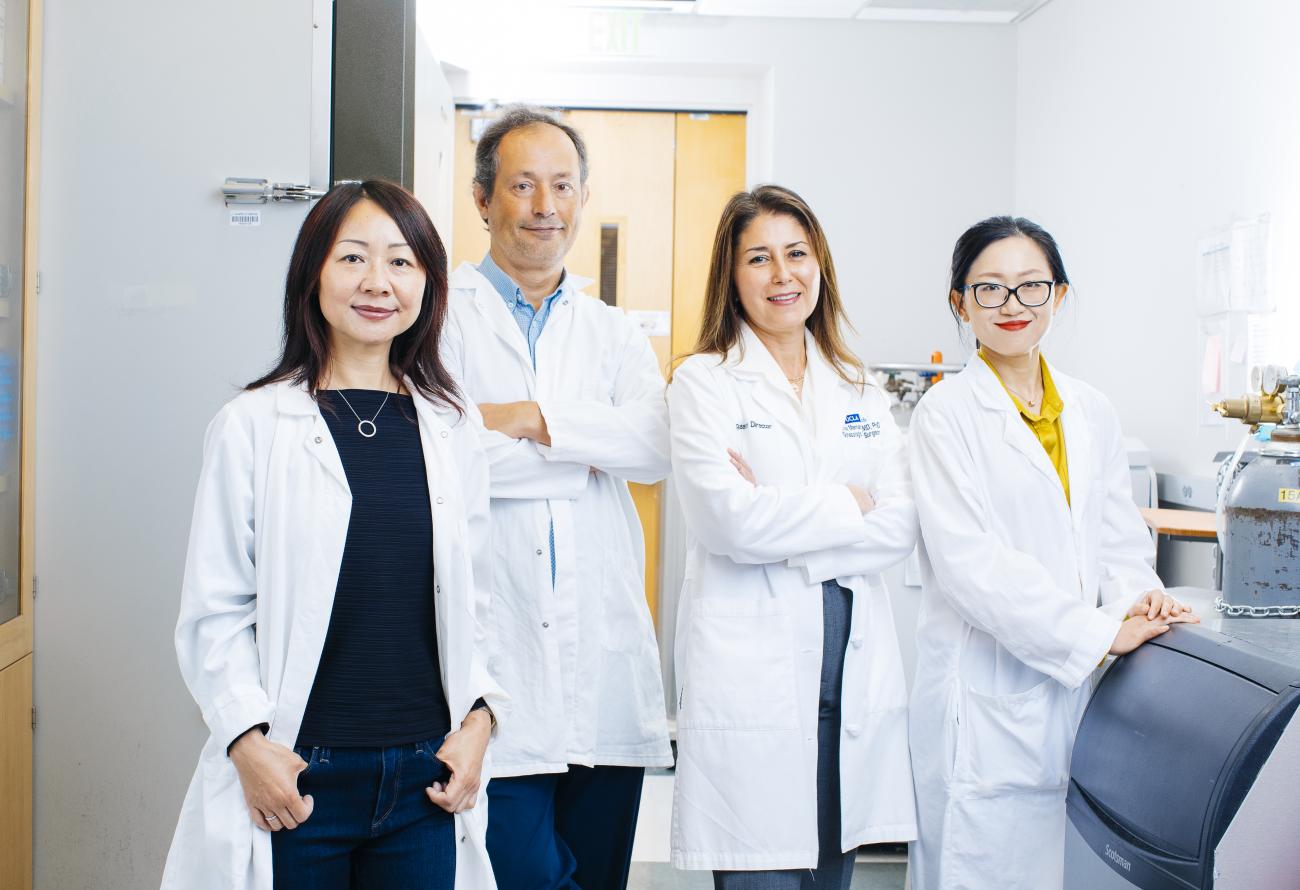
[589,11,642,55]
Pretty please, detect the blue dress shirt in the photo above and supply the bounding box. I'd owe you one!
[478,252,565,586]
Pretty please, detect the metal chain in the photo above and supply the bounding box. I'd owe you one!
[1214,596,1300,618]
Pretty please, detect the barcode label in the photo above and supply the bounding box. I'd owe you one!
[229,210,261,227]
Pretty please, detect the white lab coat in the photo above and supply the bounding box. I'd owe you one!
[162,381,508,890]
[667,324,919,871]
[906,354,1160,890]
[441,262,673,777]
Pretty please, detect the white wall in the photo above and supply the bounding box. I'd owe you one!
[413,27,456,244]
[1015,0,1300,476]
[426,8,1019,367]
[34,0,323,885]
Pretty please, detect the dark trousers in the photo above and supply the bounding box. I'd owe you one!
[714,581,856,890]
[486,764,646,890]
[270,738,456,890]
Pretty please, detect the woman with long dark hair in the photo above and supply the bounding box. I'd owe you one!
[667,185,918,888]
[163,180,505,890]
[907,216,1196,888]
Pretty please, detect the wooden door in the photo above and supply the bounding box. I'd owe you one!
[0,0,41,885]
[669,112,748,360]
[449,106,745,628]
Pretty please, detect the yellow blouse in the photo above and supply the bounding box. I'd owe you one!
[980,350,1070,505]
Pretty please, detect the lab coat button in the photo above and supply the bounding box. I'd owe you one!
[850,636,864,648]
[436,497,444,505]
[542,621,550,628]
[441,430,449,438]
[845,723,862,737]
[314,436,322,444]
[536,549,544,556]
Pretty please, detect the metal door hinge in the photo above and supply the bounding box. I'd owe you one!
[31,706,36,731]
[32,575,37,599]
[222,178,325,206]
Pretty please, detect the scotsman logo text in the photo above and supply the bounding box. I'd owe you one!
[1105,845,1132,872]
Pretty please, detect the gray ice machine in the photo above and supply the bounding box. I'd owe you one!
[1065,622,1300,889]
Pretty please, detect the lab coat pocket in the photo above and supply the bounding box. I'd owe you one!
[678,598,799,731]
[837,430,888,488]
[952,677,1072,795]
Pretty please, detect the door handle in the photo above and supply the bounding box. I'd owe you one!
[222,177,325,205]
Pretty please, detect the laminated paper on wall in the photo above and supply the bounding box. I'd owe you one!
[1197,214,1272,316]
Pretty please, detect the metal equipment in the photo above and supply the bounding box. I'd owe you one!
[221,178,325,206]
[868,353,964,427]
[1210,364,1300,616]
[1064,603,1300,889]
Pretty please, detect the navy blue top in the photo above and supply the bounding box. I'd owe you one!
[296,390,451,748]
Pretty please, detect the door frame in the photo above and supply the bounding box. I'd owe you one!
[0,0,42,678]
[446,62,773,185]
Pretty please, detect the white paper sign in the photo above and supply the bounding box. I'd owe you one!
[627,310,670,338]
[1196,215,1271,316]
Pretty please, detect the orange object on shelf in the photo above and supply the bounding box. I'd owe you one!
[931,350,944,382]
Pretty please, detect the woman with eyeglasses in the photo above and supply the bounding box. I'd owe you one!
[906,216,1198,889]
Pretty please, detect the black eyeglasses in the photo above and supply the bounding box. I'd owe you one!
[961,280,1056,309]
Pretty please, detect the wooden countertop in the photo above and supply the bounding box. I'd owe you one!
[1139,507,1218,539]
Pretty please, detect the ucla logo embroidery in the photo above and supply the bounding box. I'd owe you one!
[842,413,881,440]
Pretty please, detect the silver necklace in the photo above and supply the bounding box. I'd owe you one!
[333,389,391,438]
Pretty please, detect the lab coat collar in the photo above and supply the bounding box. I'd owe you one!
[964,350,1074,414]
[450,260,594,300]
[725,322,795,385]
[965,352,1091,525]
[274,379,319,416]
[723,323,811,427]
[273,380,349,492]
[964,351,1020,415]
[724,323,864,480]
[726,322,865,394]
[271,378,458,493]
[963,352,1067,503]
[450,261,594,374]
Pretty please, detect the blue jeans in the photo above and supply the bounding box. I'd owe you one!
[486,764,646,890]
[270,738,456,890]
[713,581,856,890]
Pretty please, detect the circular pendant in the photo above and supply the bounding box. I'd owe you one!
[357,420,378,438]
